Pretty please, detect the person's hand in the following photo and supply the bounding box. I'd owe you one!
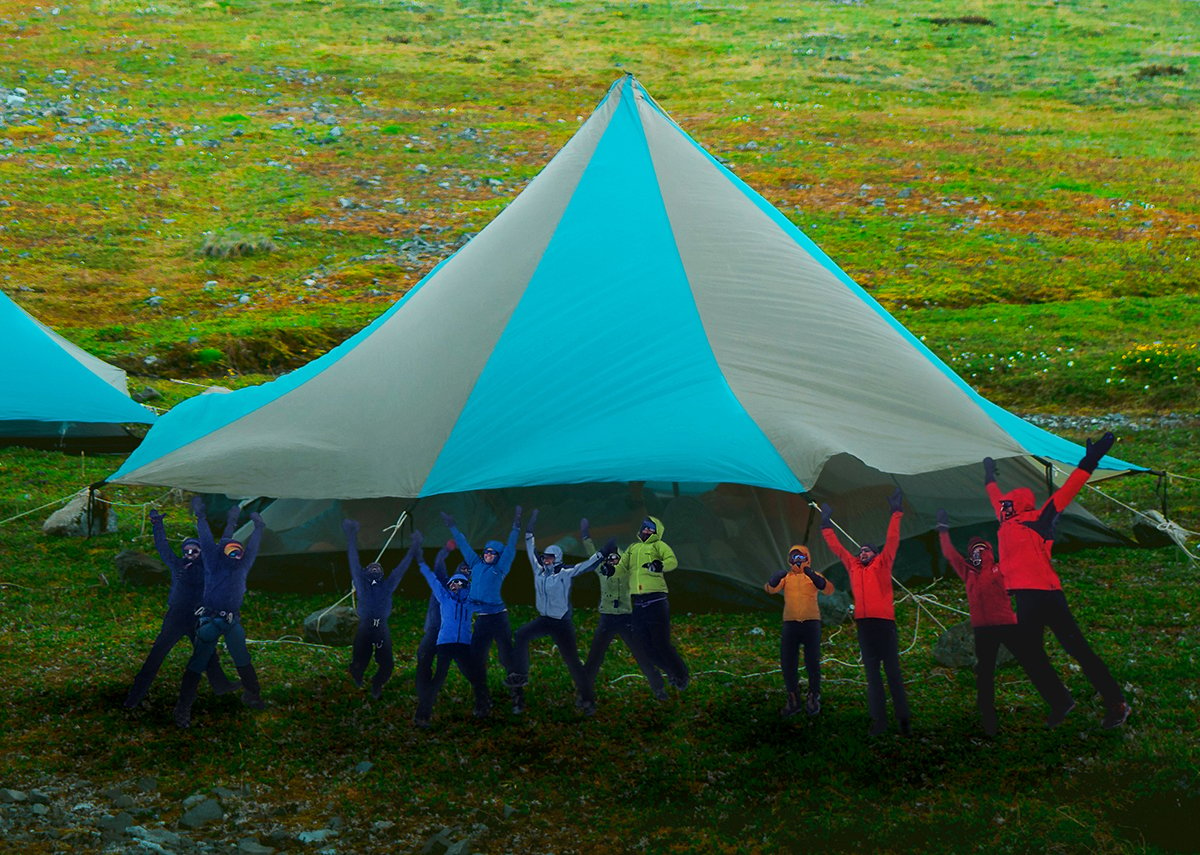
[526,509,539,535]
[444,539,456,552]
[644,559,664,573]
[888,488,904,514]
[803,567,827,590]
[935,509,950,532]
[512,505,523,529]
[439,511,456,529]
[983,457,997,484]
[768,570,786,587]
[1081,431,1116,473]
[342,517,359,534]
[149,509,164,524]
[819,503,833,529]
[190,495,205,516]
[410,529,424,549]
[249,511,263,525]
[580,517,591,542]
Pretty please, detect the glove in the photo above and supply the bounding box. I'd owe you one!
[149,509,164,524]
[601,537,618,557]
[1080,431,1116,473]
[888,488,904,514]
[819,503,833,529]
[444,538,456,552]
[767,570,786,587]
[342,517,360,534]
[935,509,950,532]
[526,508,539,535]
[644,559,664,573]
[190,495,205,516]
[439,511,456,529]
[249,511,263,525]
[410,529,425,550]
[580,517,591,542]
[983,457,997,484]
[512,505,523,530]
[803,567,827,590]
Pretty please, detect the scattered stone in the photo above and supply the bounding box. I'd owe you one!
[30,803,50,816]
[303,606,358,646]
[114,550,169,587]
[212,786,241,801]
[420,827,458,855]
[0,788,28,803]
[135,777,158,793]
[179,797,223,829]
[27,790,50,805]
[42,490,118,537]
[132,387,162,403]
[98,811,133,833]
[297,828,337,844]
[353,761,373,775]
[373,820,394,831]
[181,794,208,810]
[112,793,134,809]
[128,825,182,848]
[238,837,276,855]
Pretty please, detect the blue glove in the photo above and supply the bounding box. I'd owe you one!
[512,505,523,530]
[580,517,591,542]
[887,488,903,514]
[409,528,425,551]
[526,509,539,535]
[767,570,786,587]
[819,503,833,529]
[149,509,164,525]
[439,511,456,529]
[342,517,360,535]
[935,509,949,531]
[983,457,997,484]
[1080,432,1115,473]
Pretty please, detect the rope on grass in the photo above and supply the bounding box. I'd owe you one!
[245,634,341,652]
[0,491,81,526]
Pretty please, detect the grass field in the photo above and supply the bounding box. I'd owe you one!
[1,0,1198,852]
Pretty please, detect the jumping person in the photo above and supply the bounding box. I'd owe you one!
[172,496,266,729]
[343,518,423,699]
[441,505,522,716]
[983,431,1131,728]
[581,518,668,703]
[508,509,605,715]
[821,489,911,736]
[122,507,240,709]
[615,516,689,691]
[764,545,833,717]
[414,562,489,727]
[935,510,1073,735]
[415,540,464,710]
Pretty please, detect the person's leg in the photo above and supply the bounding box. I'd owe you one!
[878,620,910,733]
[370,633,394,700]
[221,619,265,710]
[124,608,192,709]
[974,626,1001,735]
[857,620,887,734]
[547,618,590,711]
[416,647,453,725]
[1012,590,1075,725]
[645,598,689,689]
[617,616,667,700]
[583,615,618,688]
[175,616,222,728]
[201,646,241,696]
[779,620,802,716]
[1040,590,1125,715]
[348,624,372,687]
[456,643,491,718]
[470,613,499,690]
[799,619,823,714]
[414,628,438,706]
[510,619,540,685]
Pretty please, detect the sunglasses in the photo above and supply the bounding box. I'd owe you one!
[482,548,499,556]
[789,553,809,564]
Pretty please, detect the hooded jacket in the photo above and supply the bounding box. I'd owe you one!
[764,545,834,622]
[420,565,477,646]
[985,465,1091,591]
[346,528,416,621]
[449,523,519,611]
[822,510,902,621]
[615,516,678,596]
[583,536,633,615]
[149,516,206,611]
[524,534,603,619]
[196,512,264,614]
[938,532,1017,627]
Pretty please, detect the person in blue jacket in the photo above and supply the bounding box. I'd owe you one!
[122,507,240,709]
[414,562,488,727]
[507,509,607,715]
[343,518,423,699]
[414,539,465,709]
[441,506,522,712]
[173,495,266,729]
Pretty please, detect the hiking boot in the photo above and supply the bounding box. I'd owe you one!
[173,670,202,730]
[348,664,365,688]
[472,703,491,719]
[980,709,998,737]
[1045,698,1076,729]
[412,714,432,729]
[780,691,802,718]
[1102,702,1132,729]
[236,664,267,710]
[510,687,525,715]
[868,718,888,737]
[899,718,912,737]
[503,672,528,689]
[579,699,597,717]
[651,687,669,702]
[805,691,821,716]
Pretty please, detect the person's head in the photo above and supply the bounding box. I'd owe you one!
[539,544,564,572]
[223,540,245,561]
[857,543,879,566]
[447,572,469,599]
[482,540,504,565]
[967,537,993,569]
[999,487,1037,520]
[181,538,202,563]
[638,517,658,542]
[456,561,471,578]
[788,545,811,570]
[364,561,385,584]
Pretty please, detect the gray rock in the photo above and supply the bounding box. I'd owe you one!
[420,828,457,855]
[98,811,133,833]
[132,387,162,403]
[354,761,373,774]
[128,825,182,847]
[303,606,358,647]
[27,790,50,805]
[43,490,118,536]
[0,788,27,803]
[30,803,50,816]
[181,794,208,810]
[112,793,135,809]
[818,589,853,626]
[238,838,276,855]
[212,786,240,801]
[933,620,1016,669]
[297,828,337,844]
[179,797,223,829]
[135,777,158,793]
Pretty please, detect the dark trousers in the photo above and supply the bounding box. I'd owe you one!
[781,619,822,696]
[186,614,251,673]
[415,626,438,700]
[512,615,588,695]
[417,643,489,719]
[349,621,394,692]
[856,618,910,725]
[125,606,234,706]
[973,624,1072,720]
[631,595,689,687]
[471,610,514,683]
[583,612,665,698]
[1012,589,1124,708]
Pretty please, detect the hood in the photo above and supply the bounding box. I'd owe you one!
[542,544,564,569]
[484,539,505,553]
[638,515,666,543]
[448,573,470,600]
[966,536,996,570]
[1000,487,1037,514]
[787,544,811,572]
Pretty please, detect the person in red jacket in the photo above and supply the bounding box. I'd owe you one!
[764,545,833,717]
[983,431,1130,729]
[820,489,910,736]
[935,510,1074,735]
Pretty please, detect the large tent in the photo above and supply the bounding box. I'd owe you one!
[107,76,1141,602]
[1,289,156,451]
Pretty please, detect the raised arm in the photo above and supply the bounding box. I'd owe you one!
[240,512,266,568]
[221,503,242,540]
[876,489,905,568]
[441,511,479,567]
[419,563,450,605]
[148,509,176,564]
[433,539,454,586]
[342,517,362,576]
[191,494,217,558]
[565,551,603,579]
[524,509,540,573]
[495,505,523,576]
[387,529,424,590]
[818,503,855,567]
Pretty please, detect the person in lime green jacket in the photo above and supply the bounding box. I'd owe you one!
[614,516,689,690]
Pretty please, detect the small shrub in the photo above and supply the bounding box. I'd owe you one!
[193,347,225,366]
[929,15,994,26]
[1134,64,1185,80]
[200,231,277,259]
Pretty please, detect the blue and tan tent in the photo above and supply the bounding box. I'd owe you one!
[1,289,156,451]
[107,76,1139,593]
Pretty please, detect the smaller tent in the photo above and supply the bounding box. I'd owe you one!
[0,290,156,451]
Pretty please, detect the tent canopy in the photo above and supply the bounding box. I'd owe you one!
[109,75,1140,592]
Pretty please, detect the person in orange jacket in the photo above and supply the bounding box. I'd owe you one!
[935,510,1073,735]
[820,488,910,736]
[983,431,1130,729]
[764,544,833,717]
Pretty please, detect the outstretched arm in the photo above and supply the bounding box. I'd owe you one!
[388,529,424,589]
[433,539,453,586]
[342,518,362,575]
[191,495,217,558]
[241,512,266,568]
[221,503,242,540]
[496,506,523,576]
[148,509,176,564]
[442,512,480,567]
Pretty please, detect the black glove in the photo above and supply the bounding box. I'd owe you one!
[767,570,786,587]
[525,508,539,535]
[439,511,456,529]
[149,509,164,524]
[819,503,833,529]
[887,488,904,514]
[190,495,205,517]
[512,505,523,530]
[935,509,950,532]
[644,559,664,573]
[1021,502,1062,542]
[803,566,827,590]
[600,537,618,557]
[580,517,591,542]
[1080,431,1116,473]
[342,517,360,534]
[983,457,997,484]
